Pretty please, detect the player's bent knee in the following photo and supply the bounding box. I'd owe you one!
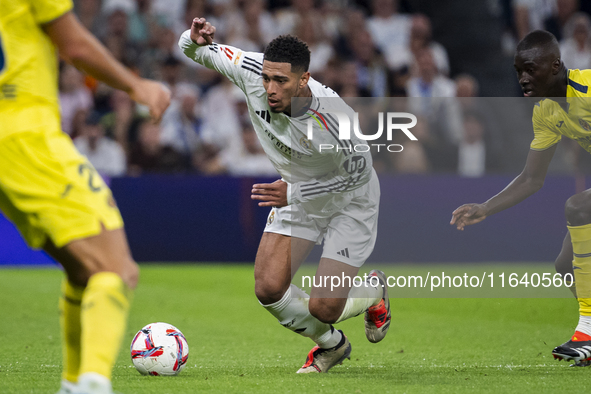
[66,268,93,288]
[565,193,591,226]
[81,255,139,290]
[255,279,288,305]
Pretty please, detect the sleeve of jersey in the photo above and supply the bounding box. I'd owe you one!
[288,150,372,206]
[178,30,261,91]
[31,0,73,25]
[530,105,561,151]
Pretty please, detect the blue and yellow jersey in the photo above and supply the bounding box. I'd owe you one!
[531,69,591,152]
[0,0,73,139]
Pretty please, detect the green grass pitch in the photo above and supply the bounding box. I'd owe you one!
[2,264,591,393]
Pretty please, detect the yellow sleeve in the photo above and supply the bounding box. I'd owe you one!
[530,104,561,151]
[29,0,73,25]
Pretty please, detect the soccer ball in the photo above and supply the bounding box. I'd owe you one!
[130,322,189,376]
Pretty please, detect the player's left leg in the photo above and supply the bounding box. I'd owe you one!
[552,190,591,365]
[46,227,138,393]
[311,176,389,342]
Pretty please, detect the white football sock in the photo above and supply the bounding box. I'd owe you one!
[262,284,342,349]
[335,279,383,324]
[575,315,591,337]
[76,372,112,394]
[57,379,77,394]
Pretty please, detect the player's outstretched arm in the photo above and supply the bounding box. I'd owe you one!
[451,145,557,230]
[43,12,170,122]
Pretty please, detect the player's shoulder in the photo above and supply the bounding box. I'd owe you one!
[30,0,73,25]
[533,98,555,118]
[230,50,264,83]
[308,78,340,98]
[567,69,591,97]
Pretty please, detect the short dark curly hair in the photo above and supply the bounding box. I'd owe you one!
[516,30,559,54]
[263,35,310,74]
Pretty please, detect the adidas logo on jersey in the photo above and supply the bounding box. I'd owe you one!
[336,248,350,258]
[256,110,271,123]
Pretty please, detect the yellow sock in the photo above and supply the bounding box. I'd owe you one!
[568,224,591,316]
[60,279,84,382]
[79,272,132,379]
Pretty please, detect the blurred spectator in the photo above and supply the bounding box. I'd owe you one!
[128,118,186,175]
[75,0,105,37]
[200,81,245,159]
[152,0,189,33]
[101,8,141,67]
[295,21,334,75]
[59,63,94,137]
[513,0,557,40]
[127,0,166,47]
[139,28,180,79]
[366,0,411,55]
[160,84,204,163]
[407,50,456,99]
[218,123,277,176]
[513,0,579,41]
[334,7,368,59]
[389,116,431,174]
[549,0,581,39]
[349,30,389,97]
[384,14,449,76]
[407,49,463,146]
[275,0,325,39]
[101,88,139,153]
[455,74,480,99]
[457,113,487,177]
[338,61,362,97]
[409,15,449,76]
[560,12,591,70]
[74,112,127,177]
[102,0,136,14]
[226,0,278,51]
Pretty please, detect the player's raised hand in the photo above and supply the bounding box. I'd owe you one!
[252,180,288,208]
[450,203,488,231]
[190,17,216,45]
[129,79,171,123]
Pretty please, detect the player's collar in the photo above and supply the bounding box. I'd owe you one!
[291,94,320,119]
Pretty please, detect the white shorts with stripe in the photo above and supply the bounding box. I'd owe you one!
[264,174,380,268]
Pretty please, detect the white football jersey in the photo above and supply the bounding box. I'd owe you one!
[179,31,376,214]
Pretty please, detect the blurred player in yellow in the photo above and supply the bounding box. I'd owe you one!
[0,1,170,393]
[451,30,591,367]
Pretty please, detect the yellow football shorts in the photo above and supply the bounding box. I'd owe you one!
[0,128,123,249]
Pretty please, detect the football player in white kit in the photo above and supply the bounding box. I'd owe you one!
[179,18,391,373]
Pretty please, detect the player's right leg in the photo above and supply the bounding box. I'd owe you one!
[552,192,591,365]
[254,231,346,372]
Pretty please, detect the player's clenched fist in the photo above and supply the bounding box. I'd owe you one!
[129,80,171,123]
[450,203,488,231]
[190,17,216,45]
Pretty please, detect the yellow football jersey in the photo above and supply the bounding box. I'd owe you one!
[531,69,591,152]
[0,0,73,139]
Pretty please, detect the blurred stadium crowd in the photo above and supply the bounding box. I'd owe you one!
[63,0,591,178]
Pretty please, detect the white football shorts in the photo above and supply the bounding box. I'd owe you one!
[264,174,380,268]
